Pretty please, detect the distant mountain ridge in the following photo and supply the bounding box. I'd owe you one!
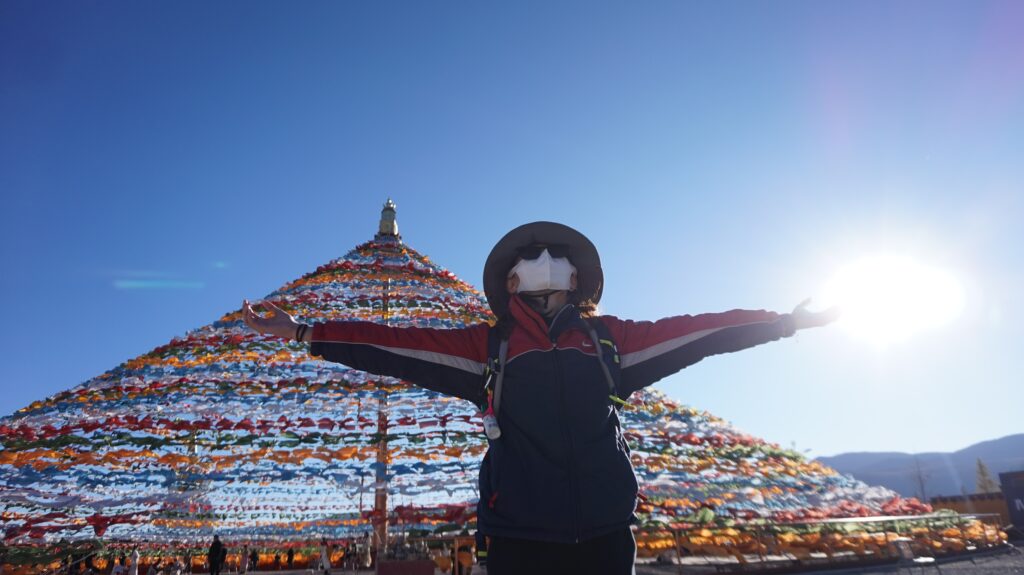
[815,434,1024,500]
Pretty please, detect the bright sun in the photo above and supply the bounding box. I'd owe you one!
[820,255,965,345]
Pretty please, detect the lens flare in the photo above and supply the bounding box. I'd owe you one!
[821,255,965,345]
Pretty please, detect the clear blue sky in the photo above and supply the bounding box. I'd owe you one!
[2,1,1021,457]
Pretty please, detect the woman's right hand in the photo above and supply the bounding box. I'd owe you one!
[242,299,301,339]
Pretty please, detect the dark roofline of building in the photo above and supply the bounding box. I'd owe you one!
[930,492,1005,503]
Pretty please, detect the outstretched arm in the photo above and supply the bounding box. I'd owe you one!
[241,299,490,404]
[602,299,839,396]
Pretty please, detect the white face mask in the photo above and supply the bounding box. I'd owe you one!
[507,249,577,293]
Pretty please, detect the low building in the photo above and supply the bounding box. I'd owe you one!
[930,492,1009,526]
[1000,471,1024,530]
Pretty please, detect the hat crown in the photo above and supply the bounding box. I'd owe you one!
[483,221,603,315]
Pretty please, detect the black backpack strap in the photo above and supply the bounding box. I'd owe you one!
[585,317,629,410]
[585,327,617,395]
[491,339,509,415]
[482,327,509,415]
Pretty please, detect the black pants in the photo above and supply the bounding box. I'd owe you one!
[487,528,636,575]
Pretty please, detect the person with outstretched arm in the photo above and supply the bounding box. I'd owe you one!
[207,537,222,575]
[243,221,838,575]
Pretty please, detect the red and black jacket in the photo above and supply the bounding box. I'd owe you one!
[310,296,795,543]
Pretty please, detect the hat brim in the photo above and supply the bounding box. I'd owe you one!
[483,221,603,315]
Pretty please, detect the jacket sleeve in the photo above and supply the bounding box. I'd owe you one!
[599,310,795,395]
[308,321,491,404]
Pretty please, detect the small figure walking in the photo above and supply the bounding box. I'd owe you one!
[128,549,140,575]
[207,537,223,575]
[318,539,330,575]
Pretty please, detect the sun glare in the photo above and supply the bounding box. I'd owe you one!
[821,255,965,345]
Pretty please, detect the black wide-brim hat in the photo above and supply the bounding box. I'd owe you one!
[483,221,603,315]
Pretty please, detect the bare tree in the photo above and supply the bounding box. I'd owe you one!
[911,456,931,501]
[976,458,1000,493]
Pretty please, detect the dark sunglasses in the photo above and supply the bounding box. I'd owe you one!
[516,244,572,260]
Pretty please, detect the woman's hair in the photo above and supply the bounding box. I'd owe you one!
[493,312,516,339]
[570,292,598,318]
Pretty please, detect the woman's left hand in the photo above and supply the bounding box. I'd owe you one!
[242,299,300,339]
[791,298,840,330]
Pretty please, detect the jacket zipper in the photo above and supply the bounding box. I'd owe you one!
[551,331,582,542]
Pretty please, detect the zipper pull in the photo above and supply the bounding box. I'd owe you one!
[482,392,501,440]
[608,395,633,410]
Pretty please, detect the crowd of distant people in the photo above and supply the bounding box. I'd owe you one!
[49,532,479,575]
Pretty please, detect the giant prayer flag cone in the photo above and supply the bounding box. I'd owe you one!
[0,201,926,545]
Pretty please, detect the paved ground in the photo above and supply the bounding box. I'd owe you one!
[634,547,1024,574]
[849,551,1024,574]
[232,548,1024,574]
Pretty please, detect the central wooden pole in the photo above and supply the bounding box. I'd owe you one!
[373,393,389,553]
